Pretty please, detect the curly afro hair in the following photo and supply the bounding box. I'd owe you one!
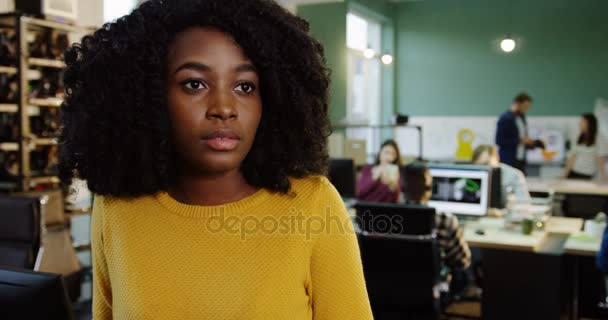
[59,0,331,197]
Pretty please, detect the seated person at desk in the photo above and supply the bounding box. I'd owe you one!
[472,144,531,204]
[357,139,402,203]
[598,225,608,273]
[403,162,472,272]
[563,113,607,180]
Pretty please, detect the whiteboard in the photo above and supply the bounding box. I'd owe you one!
[395,116,579,162]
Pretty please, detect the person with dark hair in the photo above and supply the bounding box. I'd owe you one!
[402,162,471,272]
[495,93,538,173]
[472,144,530,204]
[59,1,373,318]
[357,139,402,203]
[563,113,607,180]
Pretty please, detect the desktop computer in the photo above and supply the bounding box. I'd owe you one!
[428,164,493,217]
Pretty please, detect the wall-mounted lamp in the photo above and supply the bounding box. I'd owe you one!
[500,35,516,53]
[381,54,393,65]
[363,47,376,59]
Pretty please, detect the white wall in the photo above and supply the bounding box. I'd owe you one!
[395,116,580,162]
[0,0,104,28]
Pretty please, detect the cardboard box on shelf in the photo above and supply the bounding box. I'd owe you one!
[38,228,80,276]
[16,189,65,226]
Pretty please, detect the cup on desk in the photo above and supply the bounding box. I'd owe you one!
[584,220,607,238]
[522,218,534,235]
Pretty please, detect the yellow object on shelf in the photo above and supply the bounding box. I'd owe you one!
[455,128,475,160]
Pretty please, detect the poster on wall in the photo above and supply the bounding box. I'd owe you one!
[526,127,565,164]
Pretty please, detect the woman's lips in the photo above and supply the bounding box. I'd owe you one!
[204,137,239,151]
[202,130,241,151]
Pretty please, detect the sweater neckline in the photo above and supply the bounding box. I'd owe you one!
[155,188,268,218]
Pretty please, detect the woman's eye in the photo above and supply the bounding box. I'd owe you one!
[235,83,256,93]
[183,80,205,91]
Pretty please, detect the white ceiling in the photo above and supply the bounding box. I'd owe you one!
[277,0,344,12]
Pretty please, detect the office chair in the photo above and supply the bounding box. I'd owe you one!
[0,266,75,319]
[355,202,441,320]
[0,195,42,269]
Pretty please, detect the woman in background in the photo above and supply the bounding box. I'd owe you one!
[357,139,402,203]
[563,113,607,180]
[472,145,531,205]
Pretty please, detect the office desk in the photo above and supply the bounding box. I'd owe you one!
[527,177,608,196]
[463,216,601,320]
[463,216,588,253]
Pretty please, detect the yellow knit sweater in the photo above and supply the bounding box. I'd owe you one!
[92,176,373,319]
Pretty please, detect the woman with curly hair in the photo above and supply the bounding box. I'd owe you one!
[59,0,372,318]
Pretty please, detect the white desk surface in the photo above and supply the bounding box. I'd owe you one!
[463,216,600,256]
[348,205,601,256]
[527,177,608,196]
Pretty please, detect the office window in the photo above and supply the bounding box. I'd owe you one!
[346,12,382,160]
[104,0,138,22]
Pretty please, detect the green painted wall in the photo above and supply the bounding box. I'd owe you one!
[298,0,397,127]
[396,0,608,116]
[297,3,348,124]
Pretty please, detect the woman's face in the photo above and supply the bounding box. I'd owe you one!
[166,27,262,175]
[580,117,588,134]
[379,145,397,165]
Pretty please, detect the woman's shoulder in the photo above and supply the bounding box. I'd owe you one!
[93,194,157,216]
[288,175,344,206]
[289,175,335,194]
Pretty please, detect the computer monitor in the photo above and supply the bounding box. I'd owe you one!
[354,201,436,236]
[489,166,503,209]
[328,158,356,199]
[428,165,491,216]
[0,267,74,319]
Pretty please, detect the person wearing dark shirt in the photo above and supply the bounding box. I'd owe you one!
[495,93,536,173]
[357,139,402,203]
[402,162,471,271]
[598,225,608,273]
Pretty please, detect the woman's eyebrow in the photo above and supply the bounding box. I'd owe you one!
[235,64,257,73]
[172,62,211,75]
[172,62,257,75]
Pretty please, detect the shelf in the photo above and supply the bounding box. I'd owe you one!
[29,98,63,107]
[32,138,58,146]
[0,103,18,113]
[0,142,18,151]
[65,206,92,215]
[0,66,17,74]
[22,16,93,33]
[27,58,66,69]
[29,176,60,185]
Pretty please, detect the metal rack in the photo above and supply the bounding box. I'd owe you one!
[0,13,90,191]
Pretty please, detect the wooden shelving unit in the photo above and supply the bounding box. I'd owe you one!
[0,13,91,191]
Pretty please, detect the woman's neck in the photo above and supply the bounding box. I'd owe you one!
[169,168,259,206]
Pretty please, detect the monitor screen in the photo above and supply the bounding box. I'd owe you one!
[428,167,490,216]
[44,0,78,21]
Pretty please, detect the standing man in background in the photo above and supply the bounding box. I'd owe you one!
[495,93,536,174]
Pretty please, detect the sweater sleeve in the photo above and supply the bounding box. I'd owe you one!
[92,196,113,319]
[310,179,373,320]
[357,165,382,199]
[435,212,471,271]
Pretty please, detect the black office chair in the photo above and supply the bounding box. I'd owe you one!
[0,195,42,269]
[355,202,441,320]
[0,266,75,319]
